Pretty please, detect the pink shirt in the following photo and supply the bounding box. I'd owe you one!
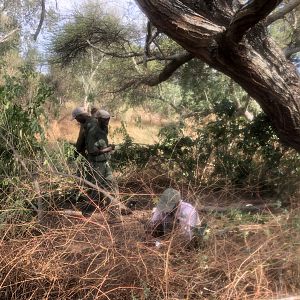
[151,201,201,240]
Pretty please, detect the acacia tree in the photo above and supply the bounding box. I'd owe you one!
[134,0,300,151]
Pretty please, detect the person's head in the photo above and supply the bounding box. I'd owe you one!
[156,188,181,215]
[71,107,89,124]
[95,109,110,128]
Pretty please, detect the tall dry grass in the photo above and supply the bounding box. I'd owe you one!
[0,143,300,300]
[0,203,300,299]
[0,121,300,300]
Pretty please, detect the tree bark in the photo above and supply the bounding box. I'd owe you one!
[135,0,300,151]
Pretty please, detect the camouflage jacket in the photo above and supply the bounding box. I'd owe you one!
[84,120,110,162]
[75,116,96,156]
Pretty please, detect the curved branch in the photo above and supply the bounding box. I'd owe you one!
[141,52,194,86]
[135,0,223,48]
[266,0,300,26]
[112,52,194,92]
[87,39,190,64]
[226,0,283,43]
[33,0,46,41]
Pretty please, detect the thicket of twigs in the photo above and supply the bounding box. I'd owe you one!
[0,157,300,300]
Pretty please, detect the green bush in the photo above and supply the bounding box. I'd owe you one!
[0,64,53,224]
[111,99,300,197]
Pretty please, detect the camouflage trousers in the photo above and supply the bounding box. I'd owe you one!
[85,160,118,209]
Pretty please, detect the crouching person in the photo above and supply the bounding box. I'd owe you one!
[147,188,206,247]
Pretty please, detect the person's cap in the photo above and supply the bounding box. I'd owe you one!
[95,109,110,119]
[156,188,181,213]
[71,106,88,120]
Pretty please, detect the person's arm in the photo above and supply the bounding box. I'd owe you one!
[98,145,114,153]
[88,138,114,156]
[88,145,113,155]
[75,126,86,156]
[145,208,165,237]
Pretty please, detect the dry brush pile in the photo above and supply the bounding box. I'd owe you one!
[0,147,300,300]
[0,183,300,299]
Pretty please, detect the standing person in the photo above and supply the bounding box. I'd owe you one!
[84,109,131,215]
[148,188,203,241]
[85,109,116,191]
[71,106,96,158]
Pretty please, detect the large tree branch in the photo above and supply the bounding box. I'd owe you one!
[135,0,223,48]
[112,52,194,93]
[225,0,283,43]
[141,52,194,86]
[135,0,300,151]
[266,0,300,26]
[33,0,46,41]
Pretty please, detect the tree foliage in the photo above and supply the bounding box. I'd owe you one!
[0,63,53,175]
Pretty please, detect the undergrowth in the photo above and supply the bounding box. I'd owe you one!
[0,148,299,299]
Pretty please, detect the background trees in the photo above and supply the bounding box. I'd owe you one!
[0,0,300,194]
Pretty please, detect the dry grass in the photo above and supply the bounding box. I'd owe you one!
[0,163,300,300]
[47,106,167,145]
[1,110,300,299]
[0,205,299,299]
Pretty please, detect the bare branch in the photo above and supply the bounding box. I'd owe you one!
[136,53,189,64]
[226,0,283,43]
[141,52,194,86]
[33,0,46,41]
[111,52,194,93]
[87,40,143,58]
[54,172,129,211]
[266,0,300,26]
[87,39,189,65]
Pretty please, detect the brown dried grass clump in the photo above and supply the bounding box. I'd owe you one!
[0,205,300,300]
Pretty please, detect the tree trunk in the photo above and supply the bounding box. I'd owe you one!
[135,0,300,151]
